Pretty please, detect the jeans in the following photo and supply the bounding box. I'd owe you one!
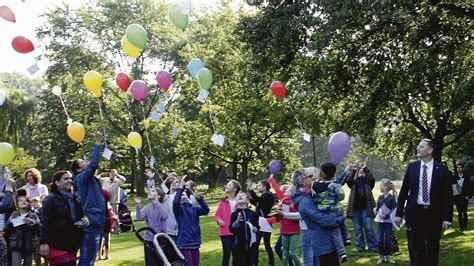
[256,231,274,265]
[275,235,293,266]
[220,236,233,266]
[301,230,317,266]
[377,222,392,256]
[79,231,101,265]
[340,221,350,242]
[144,240,159,266]
[352,209,378,251]
[11,251,32,266]
[282,234,301,266]
[330,227,346,257]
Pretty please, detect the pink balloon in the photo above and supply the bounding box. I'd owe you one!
[0,6,15,23]
[156,70,172,91]
[130,80,149,101]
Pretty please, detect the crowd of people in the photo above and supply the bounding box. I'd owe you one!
[0,136,470,266]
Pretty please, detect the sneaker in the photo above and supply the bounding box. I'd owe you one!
[344,239,352,246]
[386,256,395,264]
[376,256,384,264]
[340,254,348,263]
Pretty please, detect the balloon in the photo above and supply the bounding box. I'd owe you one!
[188,58,205,78]
[168,4,189,30]
[125,24,147,50]
[0,142,15,165]
[11,36,34,54]
[269,160,282,175]
[0,90,5,106]
[67,122,85,143]
[0,6,16,23]
[127,132,142,149]
[121,36,142,59]
[270,80,286,99]
[52,86,62,96]
[328,131,352,165]
[130,80,149,101]
[196,68,212,90]
[83,71,103,97]
[156,70,172,91]
[115,72,131,92]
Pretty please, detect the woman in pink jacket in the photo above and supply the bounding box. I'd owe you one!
[214,180,241,266]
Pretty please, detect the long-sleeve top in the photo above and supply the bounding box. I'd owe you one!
[375,194,397,223]
[229,208,259,250]
[248,189,274,217]
[312,180,345,212]
[165,190,178,236]
[214,198,237,236]
[21,183,49,199]
[136,202,169,242]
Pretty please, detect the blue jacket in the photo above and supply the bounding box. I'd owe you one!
[72,144,105,233]
[293,190,339,256]
[173,188,210,249]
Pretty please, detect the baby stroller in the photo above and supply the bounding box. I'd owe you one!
[118,202,135,232]
[135,227,186,266]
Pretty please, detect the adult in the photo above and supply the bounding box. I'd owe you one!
[101,169,126,233]
[345,164,378,252]
[292,168,341,265]
[246,178,275,266]
[214,179,240,266]
[39,171,89,266]
[70,131,104,265]
[452,163,470,231]
[21,168,48,200]
[394,139,453,266]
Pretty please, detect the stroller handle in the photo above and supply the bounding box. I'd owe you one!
[135,227,158,243]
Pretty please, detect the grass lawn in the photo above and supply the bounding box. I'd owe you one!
[96,187,474,266]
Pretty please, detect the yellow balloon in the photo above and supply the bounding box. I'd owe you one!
[0,142,15,165]
[67,122,85,143]
[83,71,102,97]
[121,35,142,59]
[127,132,142,149]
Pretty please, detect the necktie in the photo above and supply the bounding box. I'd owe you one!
[422,165,429,203]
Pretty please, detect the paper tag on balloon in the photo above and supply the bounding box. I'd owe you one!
[150,111,161,122]
[303,132,311,142]
[172,127,179,139]
[157,102,166,113]
[102,148,113,160]
[67,118,73,125]
[217,134,225,147]
[211,133,219,144]
[197,89,209,103]
[27,63,39,75]
[150,155,156,169]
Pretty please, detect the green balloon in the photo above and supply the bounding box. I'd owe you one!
[168,4,189,31]
[125,24,148,50]
[197,68,212,90]
[0,142,15,165]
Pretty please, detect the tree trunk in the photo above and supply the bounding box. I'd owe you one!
[240,160,249,190]
[208,163,217,189]
[433,122,447,162]
[232,162,238,180]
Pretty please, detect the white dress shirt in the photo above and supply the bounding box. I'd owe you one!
[417,159,434,205]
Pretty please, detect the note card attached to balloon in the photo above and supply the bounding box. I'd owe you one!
[150,111,161,122]
[211,133,225,147]
[303,132,311,142]
[197,89,209,103]
[102,147,113,160]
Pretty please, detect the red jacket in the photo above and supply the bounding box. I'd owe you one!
[268,197,300,235]
[214,198,237,236]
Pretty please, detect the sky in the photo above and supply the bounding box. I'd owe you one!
[0,0,251,78]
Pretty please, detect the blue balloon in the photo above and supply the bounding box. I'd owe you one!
[269,160,282,175]
[188,58,205,78]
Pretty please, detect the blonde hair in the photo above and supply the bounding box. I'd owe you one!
[303,167,319,179]
[380,178,397,197]
[285,185,296,196]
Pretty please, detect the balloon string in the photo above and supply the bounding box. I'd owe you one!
[141,104,153,156]
[184,31,192,53]
[287,105,306,133]
[97,99,108,147]
[125,93,135,132]
[58,95,71,121]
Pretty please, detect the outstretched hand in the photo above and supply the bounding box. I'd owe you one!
[246,178,253,190]
[144,169,155,179]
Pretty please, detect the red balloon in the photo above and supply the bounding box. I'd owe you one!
[270,80,286,99]
[11,36,34,54]
[0,6,15,23]
[115,72,131,92]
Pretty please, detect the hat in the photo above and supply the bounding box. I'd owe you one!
[320,162,336,178]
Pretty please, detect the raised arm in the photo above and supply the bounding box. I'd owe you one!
[268,175,284,200]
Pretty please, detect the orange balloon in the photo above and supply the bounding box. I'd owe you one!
[67,122,85,143]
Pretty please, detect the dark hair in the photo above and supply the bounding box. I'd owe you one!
[156,188,165,203]
[421,138,434,149]
[320,162,337,179]
[17,188,27,197]
[259,180,271,191]
[457,163,464,168]
[51,170,70,190]
[24,168,42,184]
[70,160,82,175]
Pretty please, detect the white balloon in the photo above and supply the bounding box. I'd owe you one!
[52,86,62,96]
[0,90,5,106]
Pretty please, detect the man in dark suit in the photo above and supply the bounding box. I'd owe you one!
[394,139,453,266]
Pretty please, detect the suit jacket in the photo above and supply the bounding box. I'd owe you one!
[396,160,453,225]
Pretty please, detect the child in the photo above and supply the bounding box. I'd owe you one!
[135,188,169,266]
[173,179,210,266]
[374,179,397,264]
[5,191,40,266]
[229,191,260,266]
[98,190,118,261]
[270,186,301,266]
[312,162,348,262]
[30,196,47,265]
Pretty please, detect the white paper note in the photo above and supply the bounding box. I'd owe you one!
[211,133,219,144]
[172,127,179,139]
[197,89,209,103]
[217,134,225,147]
[27,63,39,75]
[303,132,311,142]
[102,148,113,160]
[157,102,166,113]
[150,155,156,169]
[12,214,27,227]
[150,111,161,122]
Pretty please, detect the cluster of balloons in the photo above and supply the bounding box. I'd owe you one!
[270,80,286,99]
[0,142,15,165]
[1,6,35,54]
[168,4,189,31]
[328,131,351,165]
[67,122,85,143]
[84,71,103,97]
[188,58,212,90]
[0,90,6,106]
[127,132,142,149]
[121,24,147,59]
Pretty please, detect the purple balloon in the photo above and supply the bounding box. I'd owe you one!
[269,160,282,175]
[130,80,149,101]
[328,131,352,165]
[156,70,172,91]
